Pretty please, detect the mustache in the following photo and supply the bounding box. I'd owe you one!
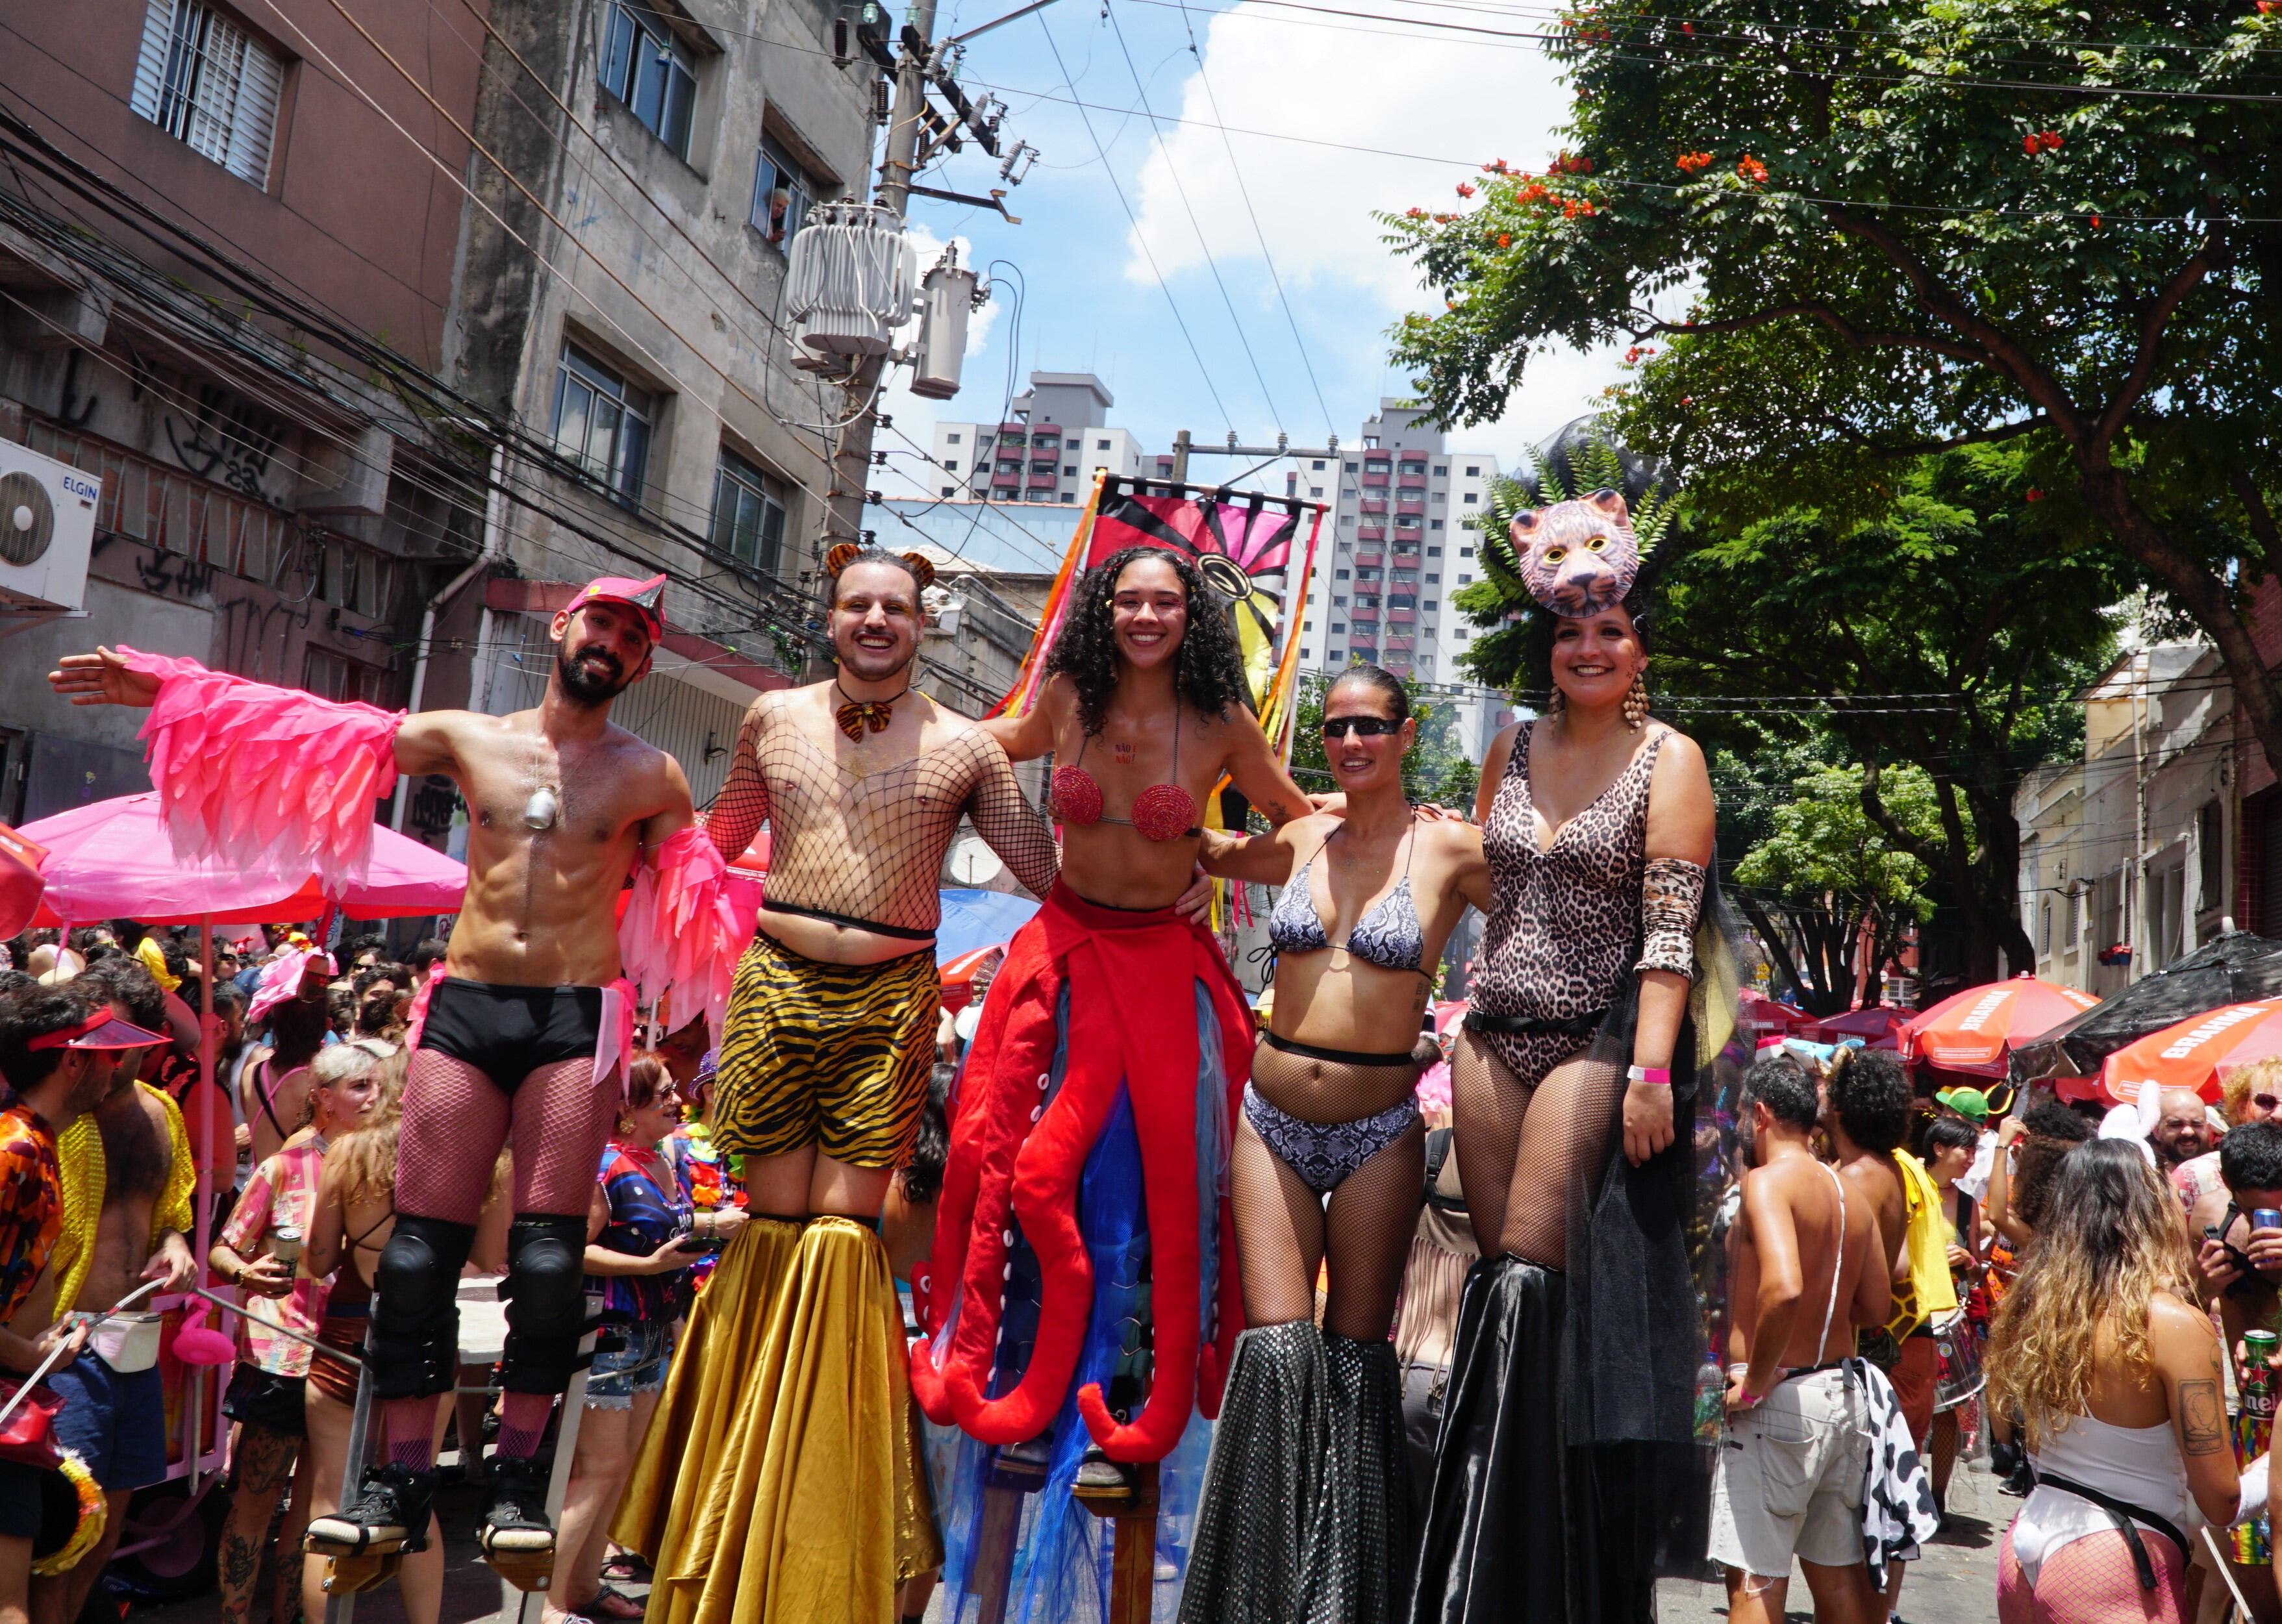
[570,644,623,677]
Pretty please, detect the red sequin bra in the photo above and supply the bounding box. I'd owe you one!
[1048,723,1201,843]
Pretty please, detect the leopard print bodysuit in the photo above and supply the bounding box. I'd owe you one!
[1470,721,1670,1086]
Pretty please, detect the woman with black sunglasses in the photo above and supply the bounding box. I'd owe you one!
[1179,664,1490,1624]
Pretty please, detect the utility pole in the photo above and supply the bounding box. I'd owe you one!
[1164,428,1340,490]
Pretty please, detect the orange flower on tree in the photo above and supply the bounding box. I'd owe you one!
[1497,232,1512,247]
[1737,155,1768,184]
[1676,151,1714,173]
[1456,182,1475,198]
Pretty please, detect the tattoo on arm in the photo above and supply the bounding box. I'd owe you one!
[2180,1378,2226,1455]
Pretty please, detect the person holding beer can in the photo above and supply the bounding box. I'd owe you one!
[2187,1121,2282,1621]
[208,1043,382,1624]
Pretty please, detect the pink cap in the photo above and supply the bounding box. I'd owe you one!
[562,574,667,640]
[29,1008,168,1052]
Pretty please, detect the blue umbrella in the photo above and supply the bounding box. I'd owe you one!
[936,888,1040,966]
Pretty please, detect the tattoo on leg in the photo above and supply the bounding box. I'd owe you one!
[2180,1378,2226,1454]
[219,1535,259,1620]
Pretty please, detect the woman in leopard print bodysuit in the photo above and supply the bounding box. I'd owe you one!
[1409,496,1718,1624]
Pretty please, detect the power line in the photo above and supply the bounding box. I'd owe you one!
[1166,0,1339,440]
[1101,0,1286,434]
[1033,7,1236,431]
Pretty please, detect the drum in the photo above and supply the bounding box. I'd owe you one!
[1931,1305,1985,1412]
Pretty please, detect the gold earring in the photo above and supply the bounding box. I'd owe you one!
[1623,669,1649,730]
[616,1116,635,1136]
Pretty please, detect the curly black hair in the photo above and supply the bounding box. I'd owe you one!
[1042,545,1253,736]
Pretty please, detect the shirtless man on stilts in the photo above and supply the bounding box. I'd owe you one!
[50,575,734,1583]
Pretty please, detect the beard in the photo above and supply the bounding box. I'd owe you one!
[557,643,631,706]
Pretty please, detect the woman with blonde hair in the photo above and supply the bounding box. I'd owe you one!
[1987,1139,2242,1621]
[297,1079,510,1624]
[2174,1056,2282,1216]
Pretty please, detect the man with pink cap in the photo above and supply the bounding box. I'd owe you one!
[49,572,745,1584]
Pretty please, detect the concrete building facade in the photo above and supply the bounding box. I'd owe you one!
[927,371,1146,507]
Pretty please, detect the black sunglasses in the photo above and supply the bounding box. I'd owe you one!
[1320,717,1404,739]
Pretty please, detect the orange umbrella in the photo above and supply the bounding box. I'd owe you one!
[1901,975,2100,1079]
[2097,999,2282,1104]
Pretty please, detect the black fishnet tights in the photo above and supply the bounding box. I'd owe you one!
[1449,1029,1625,1269]
[1231,1111,1425,1343]
[702,699,1058,930]
[394,1050,620,1222]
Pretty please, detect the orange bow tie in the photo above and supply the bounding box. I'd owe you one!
[835,700,896,742]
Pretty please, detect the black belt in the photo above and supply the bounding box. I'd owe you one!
[2032,1469,2188,1591]
[1462,1007,1607,1039]
[760,899,936,943]
[1260,1030,1423,1069]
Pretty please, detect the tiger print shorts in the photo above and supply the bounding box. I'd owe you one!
[710,931,940,1168]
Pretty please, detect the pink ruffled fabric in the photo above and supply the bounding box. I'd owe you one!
[618,825,751,1039]
[119,647,404,895]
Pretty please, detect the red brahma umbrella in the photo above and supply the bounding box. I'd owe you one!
[1902,975,2100,1079]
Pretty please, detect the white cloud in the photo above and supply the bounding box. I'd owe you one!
[1121,7,1625,461]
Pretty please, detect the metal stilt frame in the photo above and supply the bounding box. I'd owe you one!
[315,1299,599,1624]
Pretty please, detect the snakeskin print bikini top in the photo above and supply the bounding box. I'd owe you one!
[1473,722,1669,1023]
[1268,818,1425,973]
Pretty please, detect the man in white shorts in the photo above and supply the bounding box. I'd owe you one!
[1714,1052,1893,1623]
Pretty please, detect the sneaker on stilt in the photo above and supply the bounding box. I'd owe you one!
[305,1464,435,1556]
[480,1455,558,1559]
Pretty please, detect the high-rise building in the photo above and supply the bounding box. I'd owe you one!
[1287,401,1507,755]
[929,371,1146,506]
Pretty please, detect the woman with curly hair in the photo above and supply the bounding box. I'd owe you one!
[914,545,1314,1619]
[1986,1139,2242,1623]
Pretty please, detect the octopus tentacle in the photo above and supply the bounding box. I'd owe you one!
[910,941,1063,1422]
[950,992,1122,1440]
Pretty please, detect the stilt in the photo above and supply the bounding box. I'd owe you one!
[970,1445,1047,1624]
[319,1329,389,1624]
[495,1298,603,1619]
[1076,1461,1159,1624]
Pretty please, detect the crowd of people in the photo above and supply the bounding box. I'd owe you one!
[4,497,2273,1624]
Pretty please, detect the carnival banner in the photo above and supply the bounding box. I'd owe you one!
[990,473,1326,762]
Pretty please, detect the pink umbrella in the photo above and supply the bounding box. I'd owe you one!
[1805,1005,1910,1047]
[21,793,464,924]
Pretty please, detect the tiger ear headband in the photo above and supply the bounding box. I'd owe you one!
[823,542,936,592]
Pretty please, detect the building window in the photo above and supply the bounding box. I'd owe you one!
[1061,492,1076,503]
[1331,622,1345,634]
[2066,887,2082,945]
[1465,464,1479,476]
[710,447,788,573]
[1340,514,1355,525]
[1433,465,1447,476]
[600,2,698,159]
[940,486,955,497]
[1458,573,1472,584]
[1462,492,1477,504]
[752,131,825,246]
[552,345,653,506]
[1335,568,1351,580]
[1310,486,1323,497]
[1096,438,1110,450]
[1429,519,1444,531]
[1344,460,1359,472]
[1063,464,1077,475]
[2040,901,2053,955]
[131,0,284,188]
[947,432,962,444]
[1460,545,1474,557]
[941,458,958,471]
[1425,573,1440,583]
[1423,600,1438,612]
[304,646,385,706]
[1426,546,1442,557]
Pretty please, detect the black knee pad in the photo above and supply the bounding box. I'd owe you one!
[497,1214,592,1395]
[370,1214,476,1399]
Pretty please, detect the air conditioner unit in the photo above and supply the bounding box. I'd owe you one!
[0,440,100,612]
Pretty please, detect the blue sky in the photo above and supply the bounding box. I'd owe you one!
[875,0,1629,497]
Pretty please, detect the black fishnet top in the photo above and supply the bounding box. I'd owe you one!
[702,690,1059,937]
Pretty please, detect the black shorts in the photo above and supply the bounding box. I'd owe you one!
[222,1364,307,1438]
[417,979,603,1089]
[0,1458,42,1540]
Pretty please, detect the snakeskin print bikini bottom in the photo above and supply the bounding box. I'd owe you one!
[1244,1080,1422,1196]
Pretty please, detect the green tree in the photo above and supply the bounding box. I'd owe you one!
[1735,762,1942,1013]
[1385,0,2282,782]
[1458,442,2115,985]
[1287,671,1481,810]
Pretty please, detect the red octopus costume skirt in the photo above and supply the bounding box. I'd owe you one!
[912,881,1252,1462]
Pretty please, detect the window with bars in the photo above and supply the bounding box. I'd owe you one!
[551,344,654,508]
[600,2,697,159]
[752,131,820,245]
[710,446,788,575]
[130,0,284,188]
